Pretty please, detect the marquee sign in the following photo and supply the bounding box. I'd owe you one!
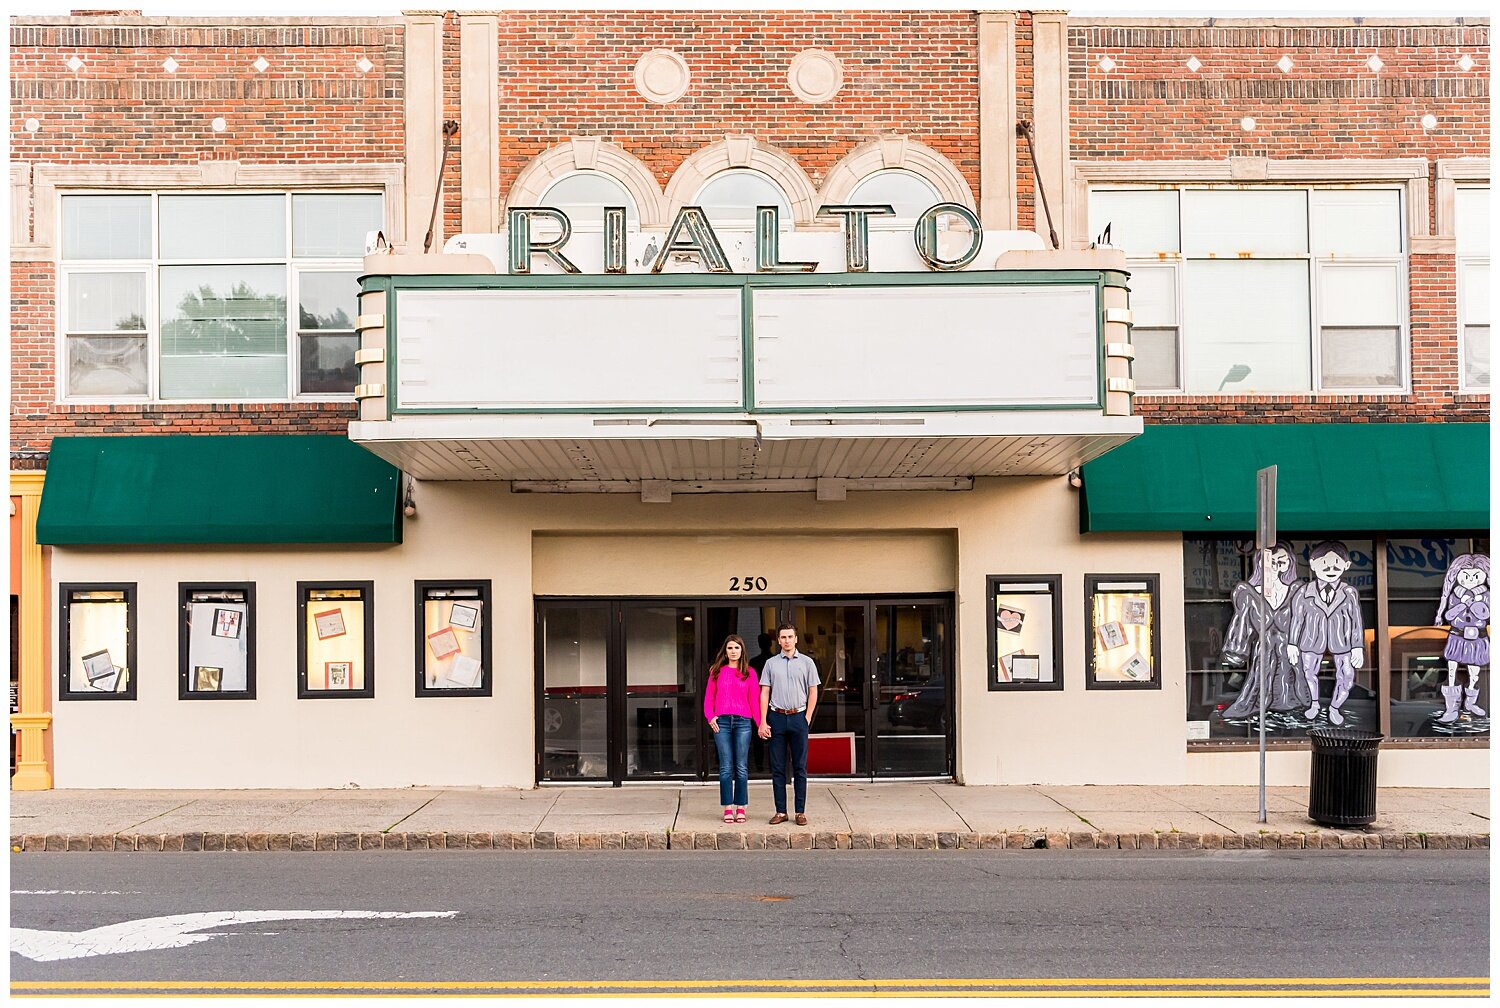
[504,202,985,275]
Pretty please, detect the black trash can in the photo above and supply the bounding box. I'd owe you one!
[1307,727,1383,827]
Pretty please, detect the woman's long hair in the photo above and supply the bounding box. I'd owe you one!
[1437,553,1490,623]
[1247,540,1299,588]
[708,634,750,684]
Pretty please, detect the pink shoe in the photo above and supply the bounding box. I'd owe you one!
[723,808,734,823]
[735,808,747,823]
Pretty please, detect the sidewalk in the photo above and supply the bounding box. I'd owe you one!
[11,783,1489,853]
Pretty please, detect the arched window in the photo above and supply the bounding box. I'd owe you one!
[693,169,793,230]
[532,172,639,238]
[848,169,944,230]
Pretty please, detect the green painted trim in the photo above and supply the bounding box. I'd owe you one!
[367,269,1112,291]
[740,282,755,412]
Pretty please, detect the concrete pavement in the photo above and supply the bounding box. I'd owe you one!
[11,782,1489,852]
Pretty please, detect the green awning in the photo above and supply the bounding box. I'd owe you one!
[1081,423,1489,533]
[37,435,403,545]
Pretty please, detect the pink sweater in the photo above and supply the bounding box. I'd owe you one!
[703,666,763,725]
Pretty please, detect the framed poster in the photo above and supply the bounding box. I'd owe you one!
[427,627,461,661]
[986,575,1063,691]
[194,666,224,692]
[81,649,116,685]
[449,603,479,630]
[445,654,483,689]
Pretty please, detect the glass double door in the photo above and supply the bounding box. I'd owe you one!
[536,597,952,785]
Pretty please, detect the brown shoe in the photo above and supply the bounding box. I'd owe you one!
[768,812,788,825]
[794,813,808,826]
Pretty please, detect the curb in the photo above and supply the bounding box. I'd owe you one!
[11,830,1490,853]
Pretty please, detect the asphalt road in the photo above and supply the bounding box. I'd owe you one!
[10,851,1489,996]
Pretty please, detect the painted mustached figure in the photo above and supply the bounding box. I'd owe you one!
[1285,541,1365,725]
[1434,554,1489,725]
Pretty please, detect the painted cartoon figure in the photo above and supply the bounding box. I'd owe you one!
[1285,541,1365,725]
[1434,554,1489,724]
[1220,541,1312,721]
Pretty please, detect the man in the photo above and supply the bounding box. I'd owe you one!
[1286,541,1365,725]
[758,622,820,825]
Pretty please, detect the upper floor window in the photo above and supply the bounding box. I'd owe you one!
[847,169,944,230]
[694,169,792,231]
[536,171,639,233]
[1089,186,1407,395]
[59,191,383,403]
[1456,185,1489,391]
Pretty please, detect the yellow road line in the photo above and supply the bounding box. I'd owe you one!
[10,977,1488,990]
[9,990,1492,999]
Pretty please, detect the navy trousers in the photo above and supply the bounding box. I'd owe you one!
[766,709,810,814]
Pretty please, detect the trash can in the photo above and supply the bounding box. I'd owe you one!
[1307,727,1383,827]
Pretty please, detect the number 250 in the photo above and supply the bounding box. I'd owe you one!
[729,576,768,592]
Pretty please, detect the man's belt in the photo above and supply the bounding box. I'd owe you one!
[770,706,805,715]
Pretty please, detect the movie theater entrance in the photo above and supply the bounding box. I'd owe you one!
[536,597,953,785]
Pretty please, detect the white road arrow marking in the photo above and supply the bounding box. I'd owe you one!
[11,910,458,962]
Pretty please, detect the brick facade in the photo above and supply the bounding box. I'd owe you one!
[9,15,404,460]
[8,12,1490,468]
[1068,19,1489,423]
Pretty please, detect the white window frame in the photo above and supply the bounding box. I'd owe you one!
[56,189,380,406]
[1454,183,1490,393]
[1089,183,1410,396]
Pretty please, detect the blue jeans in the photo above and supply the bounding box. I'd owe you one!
[713,715,753,807]
[766,709,809,814]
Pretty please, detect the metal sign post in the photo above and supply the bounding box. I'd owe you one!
[1254,465,1277,825]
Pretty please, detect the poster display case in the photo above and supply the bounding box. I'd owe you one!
[986,575,1063,691]
[1086,574,1161,689]
[298,582,374,698]
[415,581,492,697]
[59,584,136,700]
[179,583,254,699]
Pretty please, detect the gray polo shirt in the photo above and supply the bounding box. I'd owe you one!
[761,649,821,711]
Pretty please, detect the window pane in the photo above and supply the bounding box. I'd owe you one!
[1310,189,1402,256]
[1461,261,1489,324]
[299,333,358,394]
[991,586,1057,686]
[1132,328,1180,390]
[421,589,485,691]
[293,193,384,258]
[298,271,359,330]
[696,170,791,228]
[541,606,609,780]
[61,195,151,260]
[1088,189,1179,254]
[1181,189,1308,256]
[67,335,148,397]
[67,272,147,332]
[1455,187,1490,257]
[1463,325,1490,389]
[1387,539,1488,739]
[159,265,287,399]
[185,590,250,694]
[1320,327,1402,388]
[1127,264,1177,326]
[160,194,285,260]
[1320,263,1400,325]
[1183,260,1311,393]
[304,589,368,692]
[848,169,943,226]
[66,592,131,695]
[538,173,638,227]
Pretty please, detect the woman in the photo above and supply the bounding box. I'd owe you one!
[703,634,761,823]
[1221,541,1310,722]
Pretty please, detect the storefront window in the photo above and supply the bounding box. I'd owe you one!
[539,604,610,780]
[1185,538,1390,742]
[1387,537,1490,738]
[297,582,374,699]
[59,584,136,700]
[179,584,254,699]
[986,575,1063,691]
[1085,575,1160,689]
[415,582,491,697]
